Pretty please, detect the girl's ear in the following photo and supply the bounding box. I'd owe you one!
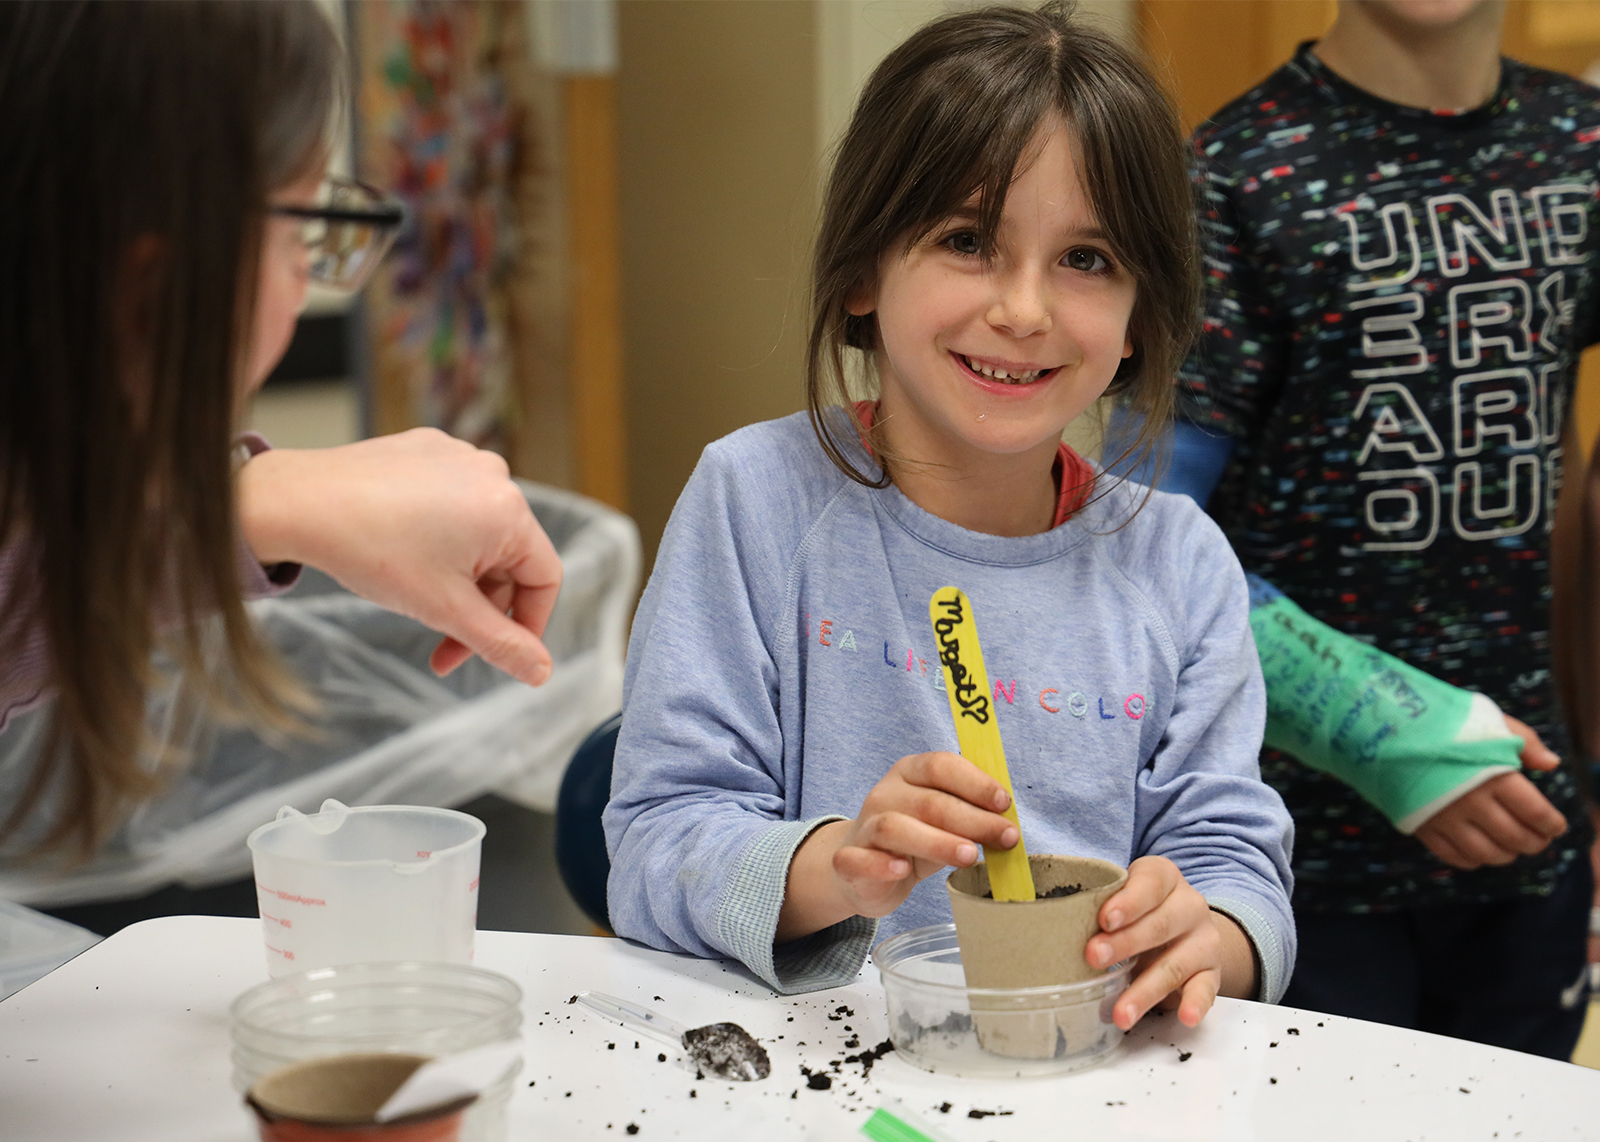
[845,283,877,317]
[1122,331,1134,360]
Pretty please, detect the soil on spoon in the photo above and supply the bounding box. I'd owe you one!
[681,1022,771,1082]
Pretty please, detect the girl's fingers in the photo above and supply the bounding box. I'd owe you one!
[1089,889,1209,970]
[901,752,1011,813]
[1097,855,1179,935]
[1089,858,1193,968]
[833,843,911,883]
[897,783,1018,850]
[1175,968,1221,1028]
[1112,930,1221,1030]
[854,810,987,871]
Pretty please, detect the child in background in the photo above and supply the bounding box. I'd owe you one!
[605,3,1294,1031]
[1112,0,1596,1057]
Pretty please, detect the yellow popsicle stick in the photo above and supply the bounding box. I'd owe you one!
[929,586,1035,901]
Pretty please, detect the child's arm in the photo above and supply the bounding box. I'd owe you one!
[1122,502,1297,1013]
[1109,412,1565,865]
[1247,580,1565,853]
[603,451,826,991]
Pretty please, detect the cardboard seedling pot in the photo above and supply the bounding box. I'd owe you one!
[946,854,1128,1060]
[247,1053,474,1142]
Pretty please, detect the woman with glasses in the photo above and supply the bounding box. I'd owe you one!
[0,1,561,861]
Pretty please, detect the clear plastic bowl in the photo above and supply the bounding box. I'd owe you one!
[873,924,1132,1078]
[230,962,522,1142]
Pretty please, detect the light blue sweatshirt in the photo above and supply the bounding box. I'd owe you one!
[604,411,1296,1001]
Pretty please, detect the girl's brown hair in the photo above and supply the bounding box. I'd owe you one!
[807,1,1199,490]
[0,1,341,853]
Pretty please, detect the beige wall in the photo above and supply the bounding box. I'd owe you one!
[618,0,820,563]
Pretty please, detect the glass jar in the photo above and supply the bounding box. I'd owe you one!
[230,961,522,1142]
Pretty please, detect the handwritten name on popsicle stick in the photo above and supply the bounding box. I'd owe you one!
[932,593,990,724]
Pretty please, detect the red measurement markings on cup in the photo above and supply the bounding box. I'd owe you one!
[255,884,327,907]
[416,850,431,858]
[264,943,295,961]
[260,912,292,929]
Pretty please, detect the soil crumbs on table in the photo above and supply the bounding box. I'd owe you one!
[843,1039,895,1079]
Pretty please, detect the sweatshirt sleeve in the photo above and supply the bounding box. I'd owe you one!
[603,442,874,993]
[1127,509,1297,1004]
[235,432,301,596]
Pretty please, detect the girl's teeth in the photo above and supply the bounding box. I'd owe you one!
[963,356,1042,383]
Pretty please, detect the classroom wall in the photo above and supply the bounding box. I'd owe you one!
[617,0,820,564]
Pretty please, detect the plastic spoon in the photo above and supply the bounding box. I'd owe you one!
[574,991,771,1081]
[373,1040,523,1122]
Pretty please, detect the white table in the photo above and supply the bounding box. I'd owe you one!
[1,916,1596,1140]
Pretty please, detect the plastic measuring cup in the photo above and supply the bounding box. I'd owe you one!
[248,800,485,978]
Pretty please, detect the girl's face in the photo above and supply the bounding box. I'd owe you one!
[853,119,1135,469]
[244,170,321,394]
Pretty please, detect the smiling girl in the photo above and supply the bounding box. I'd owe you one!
[604,2,1295,1028]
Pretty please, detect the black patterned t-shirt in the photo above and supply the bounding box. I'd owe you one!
[1180,44,1599,912]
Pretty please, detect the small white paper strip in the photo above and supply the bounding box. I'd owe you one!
[374,1040,524,1122]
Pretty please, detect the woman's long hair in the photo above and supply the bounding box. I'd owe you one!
[0,1,341,854]
[807,1,1199,492]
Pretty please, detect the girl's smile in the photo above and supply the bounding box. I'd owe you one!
[954,352,1063,389]
[848,115,1136,535]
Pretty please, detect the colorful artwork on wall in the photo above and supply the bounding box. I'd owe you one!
[354,0,521,449]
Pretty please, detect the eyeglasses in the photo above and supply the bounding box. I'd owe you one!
[269,177,405,292]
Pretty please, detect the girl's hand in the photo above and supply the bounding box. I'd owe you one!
[1083,855,1256,1030]
[777,752,1017,942]
[237,429,562,687]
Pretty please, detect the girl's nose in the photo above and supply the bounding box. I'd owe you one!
[986,267,1053,338]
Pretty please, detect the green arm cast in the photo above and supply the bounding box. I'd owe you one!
[1248,582,1522,833]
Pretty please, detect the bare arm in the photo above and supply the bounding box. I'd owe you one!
[238,428,562,687]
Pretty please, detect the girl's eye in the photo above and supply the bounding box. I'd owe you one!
[942,229,981,257]
[1064,247,1112,274]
